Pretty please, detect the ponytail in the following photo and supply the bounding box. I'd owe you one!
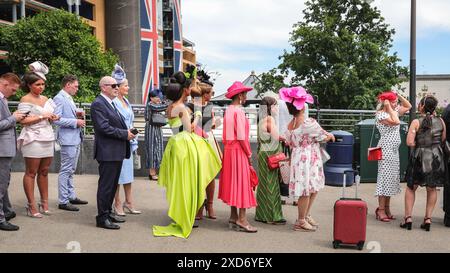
[418,96,438,133]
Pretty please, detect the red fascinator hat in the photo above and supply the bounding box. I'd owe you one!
[378,91,397,102]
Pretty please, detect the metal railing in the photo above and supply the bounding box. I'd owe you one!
[7,102,409,141]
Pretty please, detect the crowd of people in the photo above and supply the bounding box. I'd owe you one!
[0,61,449,239]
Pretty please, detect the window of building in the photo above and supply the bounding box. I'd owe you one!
[40,0,94,21]
[79,1,94,21]
[26,8,39,18]
[0,4,14,23]
[40,0,69,10]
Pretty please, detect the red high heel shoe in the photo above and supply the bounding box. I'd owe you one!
[385,206,396,220]
[375,208,391,222]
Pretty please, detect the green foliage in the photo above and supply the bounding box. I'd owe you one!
[259,0,408,109]
[0,9,118,102]
[254,68,289,95]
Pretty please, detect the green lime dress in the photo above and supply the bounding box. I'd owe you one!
[255,129,285,223]
[152,117,221,238]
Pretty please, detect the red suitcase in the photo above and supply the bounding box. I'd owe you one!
[333,170,367,250]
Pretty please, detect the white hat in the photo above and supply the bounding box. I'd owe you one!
[28,61,49,81]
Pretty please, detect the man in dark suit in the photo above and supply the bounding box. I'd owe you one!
[442,103,450,227]
[90,76,136,229]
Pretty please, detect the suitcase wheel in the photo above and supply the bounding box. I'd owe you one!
[357,241,365,251]
[332,240,341,249]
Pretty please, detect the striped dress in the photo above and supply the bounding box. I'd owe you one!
[255,127,284,223]
[144,101,168,170]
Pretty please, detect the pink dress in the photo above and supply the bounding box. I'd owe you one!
[219,105,257,208]
[284,118,328,198]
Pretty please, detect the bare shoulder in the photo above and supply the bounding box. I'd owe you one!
[20,94,31,103]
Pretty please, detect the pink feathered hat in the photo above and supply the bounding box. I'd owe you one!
[225,81,253,99]
[279,86,314,110]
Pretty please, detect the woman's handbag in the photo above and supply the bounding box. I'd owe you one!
[150,112,168,127]
[367,123,383,161]
[368,147,383,161]
[279,159,291,185]
[133,151,141,170]
[267,152,287,170]
[250,165,258,189]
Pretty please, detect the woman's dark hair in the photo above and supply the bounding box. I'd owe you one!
[165,71,192,101]
[260,97,277,117]
[286,102,300,116]
[21,72,44,92]
[418,95,438,133]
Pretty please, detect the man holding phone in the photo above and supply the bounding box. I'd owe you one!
[0,73,26,231]
[90,76,136,230]
[53,75,88,212]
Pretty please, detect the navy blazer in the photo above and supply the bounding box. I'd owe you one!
[91,95,130,161]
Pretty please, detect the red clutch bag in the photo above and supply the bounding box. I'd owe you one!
[250,166,258,189]
[267,152,287,170]
[368,147,382,161]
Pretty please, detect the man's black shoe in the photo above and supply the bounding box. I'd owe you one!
[5,212,16,221]
[109,214,126,223]
[69,198,88,205]
[58,203,80,211]
[96,219,120,230]
[0,221,19,231]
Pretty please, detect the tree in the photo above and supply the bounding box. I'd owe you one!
[254,68,288,95]
[259,0,408,109]
[0,10,118,102]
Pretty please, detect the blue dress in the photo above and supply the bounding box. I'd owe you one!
[113,97,138,184]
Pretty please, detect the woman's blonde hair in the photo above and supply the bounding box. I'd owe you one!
[199,82,213,96]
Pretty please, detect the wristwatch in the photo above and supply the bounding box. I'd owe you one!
[39,115,43,121]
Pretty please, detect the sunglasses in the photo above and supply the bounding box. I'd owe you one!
[104,83,120,89]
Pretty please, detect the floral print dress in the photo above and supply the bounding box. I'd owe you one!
[284,118,328,198]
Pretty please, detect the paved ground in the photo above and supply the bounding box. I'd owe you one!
[0,172,449,253]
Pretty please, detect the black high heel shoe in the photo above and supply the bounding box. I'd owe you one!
[400,216,412,230]
[420,217,431,232]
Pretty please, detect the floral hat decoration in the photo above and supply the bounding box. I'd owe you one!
[28,61,49,81]
[184,64,197,81]
[111,63,127,85]
[279,86,314,110]
[197,69,214,87]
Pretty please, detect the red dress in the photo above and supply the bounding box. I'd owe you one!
[218,105,257,208]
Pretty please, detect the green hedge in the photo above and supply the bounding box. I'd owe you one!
[0,9,118,102]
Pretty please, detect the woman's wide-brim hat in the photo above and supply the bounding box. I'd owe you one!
[378,91,397,102]
[279,86,314,110]
[28,61,49,81]
[225,81,253,99]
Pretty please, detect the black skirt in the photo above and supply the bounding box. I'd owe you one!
[405,144,448,189]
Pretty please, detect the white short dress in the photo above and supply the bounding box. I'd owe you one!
[17,99,56,158]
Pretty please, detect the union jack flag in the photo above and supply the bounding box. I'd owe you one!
[140,0,159,104]
[173,0,183,72]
